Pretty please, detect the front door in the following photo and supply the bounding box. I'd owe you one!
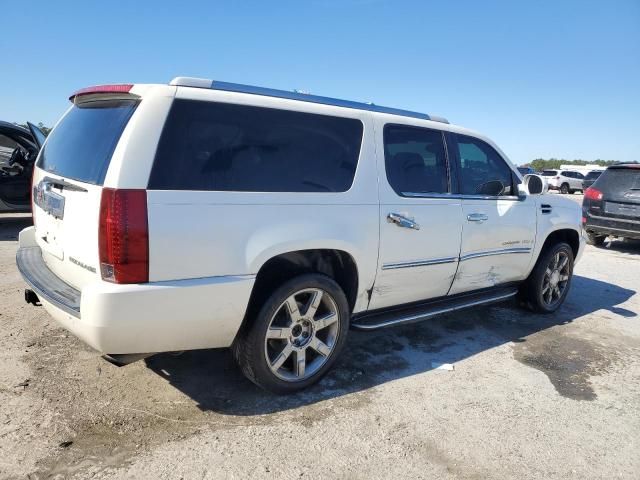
[447,133,536,295]
[370,122,462,310]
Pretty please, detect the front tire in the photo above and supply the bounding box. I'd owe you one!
[233,274,349,394]
[560,183,569,194]
[521,242,574,313]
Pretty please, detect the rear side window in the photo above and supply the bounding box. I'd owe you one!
[37,100,137,185]
[453,134,514,196]
[148,100,363,192]
[383,125,448,195]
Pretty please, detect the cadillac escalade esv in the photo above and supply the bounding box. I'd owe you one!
[17,77,584,393]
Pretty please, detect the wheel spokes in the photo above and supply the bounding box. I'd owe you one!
[294,349,306,378]
[309,337,331,357]
[557,254,568,271]
[285,295,302,323]
[267,327,290,339]
[314,312,338,330]
[271,342,293,371]
[304,290,323,319]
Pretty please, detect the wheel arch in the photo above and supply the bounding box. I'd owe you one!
[237,248,361,339]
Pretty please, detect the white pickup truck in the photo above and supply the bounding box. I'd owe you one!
[17,78,584,393]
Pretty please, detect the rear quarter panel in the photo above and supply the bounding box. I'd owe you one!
[146,89,380,313]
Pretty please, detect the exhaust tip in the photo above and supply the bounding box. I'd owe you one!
[24,289,41,306]
[102,353,155,367]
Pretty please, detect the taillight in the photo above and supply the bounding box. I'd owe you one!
[98,189,148,284]
[584,187,603,201]
[69,84,133,102]
[30,166,36,226]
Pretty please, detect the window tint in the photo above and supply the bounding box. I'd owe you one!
[542,170,557,176]
[148,100,363,192]
[575,172,584,179]
[37,100,137,185]
[383,125,448,195]
[585,171,602,180]
[454,134,514,196]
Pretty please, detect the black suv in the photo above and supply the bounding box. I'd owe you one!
[582,164,640,245]
[582,170,602,190]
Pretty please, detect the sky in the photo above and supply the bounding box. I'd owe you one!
[2,0,639,165]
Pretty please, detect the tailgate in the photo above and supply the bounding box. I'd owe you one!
[32,96,139,290]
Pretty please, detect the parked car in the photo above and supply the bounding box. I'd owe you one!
[0,121,45,213]
[517,166,535,176]
[16,78,584,393]
[582,170,602,190]
[582,164,640,245]
[542,169,585,194]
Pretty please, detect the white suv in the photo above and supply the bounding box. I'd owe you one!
[17,77,585,393]
[542,170,585,194]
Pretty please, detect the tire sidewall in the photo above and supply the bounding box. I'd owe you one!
[532,243,574,313]
[244,274,350,393]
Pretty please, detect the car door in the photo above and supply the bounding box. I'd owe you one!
[370,121,463,310]
[447,132,536,295]
[573,172,585,190]
[0,123,40,210]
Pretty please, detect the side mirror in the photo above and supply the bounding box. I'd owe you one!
[523,174,546,195]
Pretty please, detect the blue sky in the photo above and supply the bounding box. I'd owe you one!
[2,0,639,164]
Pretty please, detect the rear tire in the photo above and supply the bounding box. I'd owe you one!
[233,274,349,394]
[520,242,574,313]
[560,183,569,194]
[586,232,606,246]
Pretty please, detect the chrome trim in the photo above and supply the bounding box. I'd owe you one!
[382,257,458,270]
[467,213,489,223]
[387,212,420,230]
[352,290,518,330]
[401,192,521,201]
[460,247,532,261]
[169,77,449,123]
[588,213,640,226]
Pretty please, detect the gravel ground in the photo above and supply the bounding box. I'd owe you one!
[1,194,639,479]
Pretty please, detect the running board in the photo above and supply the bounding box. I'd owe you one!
[351,287,518,331]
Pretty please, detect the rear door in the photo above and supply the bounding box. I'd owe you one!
[448,133,536,295]
[370,122,462,310]
[32,96,139,289]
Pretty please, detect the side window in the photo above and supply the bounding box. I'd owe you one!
[575,172,584,179]
[148,100,363,192]
[453,134,514,196]
[383,125,448,196]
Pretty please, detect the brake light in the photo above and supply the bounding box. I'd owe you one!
[584,187,603,201]
[30,166,36,227]
[98,189,148,284]
[69,84,133,102]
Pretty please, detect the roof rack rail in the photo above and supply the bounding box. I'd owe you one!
[169,76,449,124]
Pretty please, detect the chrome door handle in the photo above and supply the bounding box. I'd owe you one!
[387,212,420,230]
[467,213,489,223]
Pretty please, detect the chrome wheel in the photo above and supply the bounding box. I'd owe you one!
[541,250,570,307]
[264,288,340,382]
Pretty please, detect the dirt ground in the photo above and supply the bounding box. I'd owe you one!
[1,195,639,479]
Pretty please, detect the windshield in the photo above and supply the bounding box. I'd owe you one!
[542,170,557,176]
[37,99,138,185]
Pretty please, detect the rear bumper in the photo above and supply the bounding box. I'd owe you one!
[584,213,640,239]
[16,226,255,354]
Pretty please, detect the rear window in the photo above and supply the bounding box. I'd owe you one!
[585,171,602,180]
[596,168,640,193]
[37,100,138,185]
[148,100,363,192]
[542,170,557,176]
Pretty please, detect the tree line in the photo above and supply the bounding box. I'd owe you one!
[525,158,634,171]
